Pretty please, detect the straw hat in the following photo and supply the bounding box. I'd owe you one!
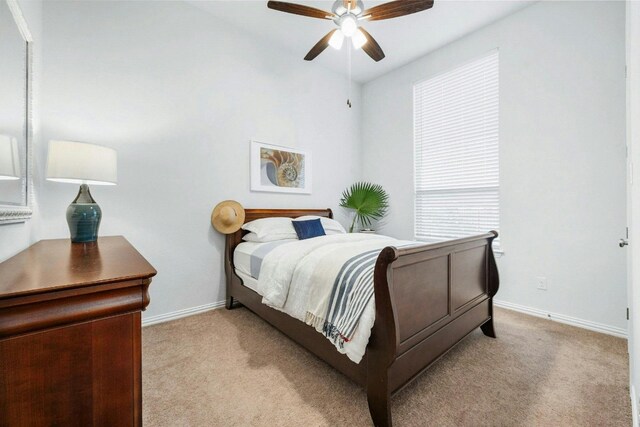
[211,200,245,234]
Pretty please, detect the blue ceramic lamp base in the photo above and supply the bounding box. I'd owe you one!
[67,183,102,243]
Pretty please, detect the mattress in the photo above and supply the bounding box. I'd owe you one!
[235,269,259,293]
[233,239,297,279]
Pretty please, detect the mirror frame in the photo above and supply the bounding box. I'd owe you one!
[0,0,32,224]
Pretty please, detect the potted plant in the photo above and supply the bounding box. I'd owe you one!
[339,182,389,233]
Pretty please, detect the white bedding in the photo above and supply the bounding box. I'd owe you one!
[253,234,416,363]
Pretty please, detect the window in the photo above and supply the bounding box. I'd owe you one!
[414,51,500,249]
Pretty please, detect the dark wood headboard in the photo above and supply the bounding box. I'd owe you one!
[224,208,333,282]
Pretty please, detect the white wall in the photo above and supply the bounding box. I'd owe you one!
[38,0,362,319]
[0,0,42,262]
[362,1,627,331]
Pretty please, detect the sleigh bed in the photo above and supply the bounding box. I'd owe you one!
[224,208,499,427]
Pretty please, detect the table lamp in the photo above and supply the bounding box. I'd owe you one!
[0,135,20,180]
[46,140,117,243]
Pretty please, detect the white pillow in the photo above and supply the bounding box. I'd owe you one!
[294,216,347,235]
[241,217,297,241]
[242,232,297,243]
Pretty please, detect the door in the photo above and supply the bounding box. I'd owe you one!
[626,1,640,425]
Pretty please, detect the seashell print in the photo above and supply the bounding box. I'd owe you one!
[260,148,305,188]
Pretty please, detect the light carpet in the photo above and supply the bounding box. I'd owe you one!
[142,307,631,426]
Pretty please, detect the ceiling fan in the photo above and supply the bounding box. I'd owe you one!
[267,0,435,62]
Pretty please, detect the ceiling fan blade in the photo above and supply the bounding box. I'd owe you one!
[304,30,338,61]
[362,0,434,21]
[267,1,333,19]
[359,27,385,62]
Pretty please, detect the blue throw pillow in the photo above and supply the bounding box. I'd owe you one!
[292,218,326,240]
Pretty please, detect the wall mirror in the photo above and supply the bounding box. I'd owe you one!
[0,0,32,223]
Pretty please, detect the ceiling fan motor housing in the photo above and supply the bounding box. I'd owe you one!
[331,0,364,17]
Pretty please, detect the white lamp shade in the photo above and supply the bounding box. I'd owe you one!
[352,29,367,50]
[0,134,21,180]
[339,15,357,37]
[329,30,345,50]
[46,140,117,185]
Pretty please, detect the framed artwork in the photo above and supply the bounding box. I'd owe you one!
[250,140,312,194]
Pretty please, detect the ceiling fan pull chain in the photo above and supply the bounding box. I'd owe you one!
[347,42,352,108]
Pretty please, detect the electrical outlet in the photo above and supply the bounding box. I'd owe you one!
[536,277,548,291]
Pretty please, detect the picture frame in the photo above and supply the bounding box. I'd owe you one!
[250,140,312,194]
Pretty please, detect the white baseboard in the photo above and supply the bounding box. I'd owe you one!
[142,298,627,337]
[142,300,226,327]
[494,299,627,338]
[632,384,639,427]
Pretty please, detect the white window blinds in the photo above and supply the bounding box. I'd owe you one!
[414,51,500,248]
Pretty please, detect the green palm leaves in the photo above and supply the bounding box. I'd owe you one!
[339,182,390,233]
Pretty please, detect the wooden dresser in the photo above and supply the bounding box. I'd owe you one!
[0,236,156,426]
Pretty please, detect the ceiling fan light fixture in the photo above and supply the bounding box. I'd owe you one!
[352,29,367,49]
[329,30,345,50]
[339,14,358,37]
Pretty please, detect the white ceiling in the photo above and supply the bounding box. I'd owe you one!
[187,0,536,83]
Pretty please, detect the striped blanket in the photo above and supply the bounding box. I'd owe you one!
[305,249,381,349]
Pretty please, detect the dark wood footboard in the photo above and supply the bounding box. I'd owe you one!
[367,232,499,426]
[223,209,499,427]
